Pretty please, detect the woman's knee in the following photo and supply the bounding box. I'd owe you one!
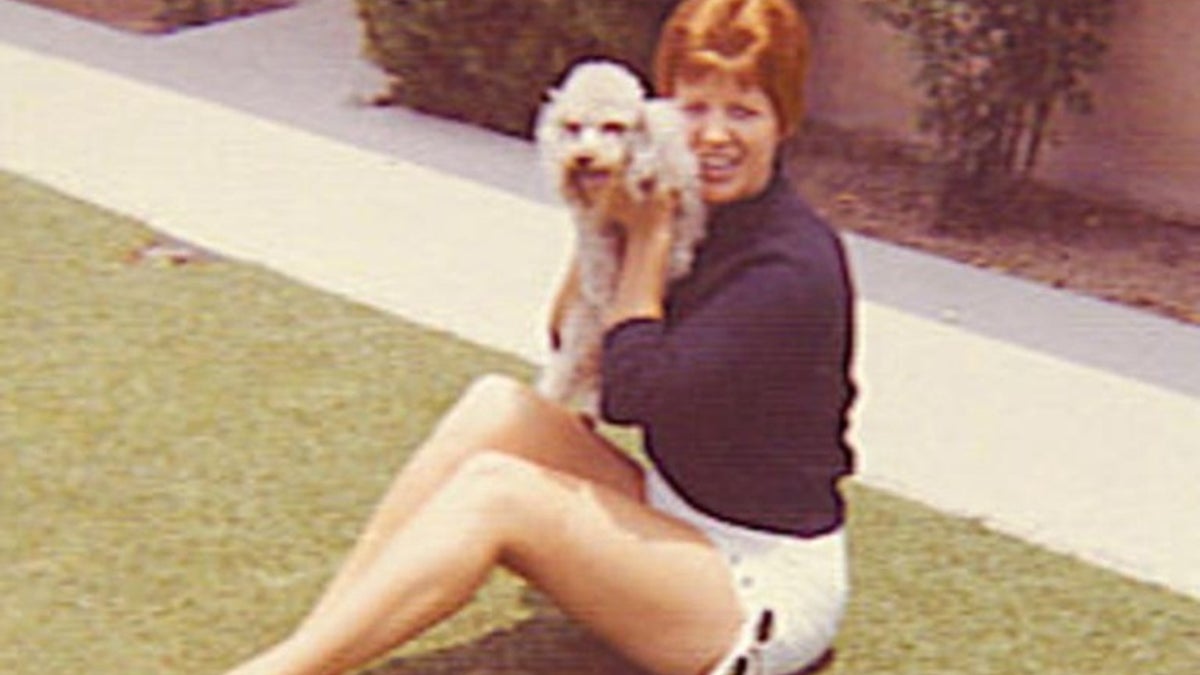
[463,373,525,401]
[469,373,549,408]
[439,374,531,434]
[438,451,543,521]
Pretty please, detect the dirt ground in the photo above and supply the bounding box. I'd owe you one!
[785,122,1200,327]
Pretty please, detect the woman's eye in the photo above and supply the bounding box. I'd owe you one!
[601,122,628,135]
[729,105,759,120]
[681,102,707,118]
[563,121,583,136]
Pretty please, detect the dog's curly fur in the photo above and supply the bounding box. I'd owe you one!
[534,60,706,414]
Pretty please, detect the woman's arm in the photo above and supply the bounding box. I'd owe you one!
[602,259,836,425]
[602,184,679,328]
[606,225,674,327]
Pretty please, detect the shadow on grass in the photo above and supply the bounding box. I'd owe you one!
[365,611,648,675]
[365,593,837,675]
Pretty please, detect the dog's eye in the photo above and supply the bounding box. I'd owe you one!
[601,122,628,136]
[681,102,707,119]
[563,121,583,136]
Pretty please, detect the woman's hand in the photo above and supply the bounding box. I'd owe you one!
[601,181,678,329]
[599,178,679,241]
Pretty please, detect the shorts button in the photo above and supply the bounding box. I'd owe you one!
[740,576,754,589]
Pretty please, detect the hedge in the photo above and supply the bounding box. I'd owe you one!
[355,0,678,138]
[17,0,294,34]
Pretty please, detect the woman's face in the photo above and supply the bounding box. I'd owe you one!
[674,71,783,205]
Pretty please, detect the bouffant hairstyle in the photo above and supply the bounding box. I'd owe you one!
[654,0,812,136]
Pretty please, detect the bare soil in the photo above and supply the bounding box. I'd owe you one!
[785,122,1200,326]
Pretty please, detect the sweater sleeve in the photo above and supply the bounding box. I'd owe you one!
[600,257,835,426]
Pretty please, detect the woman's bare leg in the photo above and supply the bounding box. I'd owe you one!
[300,375,644,628]
[227,452,742,675]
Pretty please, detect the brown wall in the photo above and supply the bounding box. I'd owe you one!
[1039,1,1200,222]
[803,0,1200,222]
[805,0,923,140]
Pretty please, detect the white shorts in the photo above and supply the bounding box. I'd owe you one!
[645,467,849,675]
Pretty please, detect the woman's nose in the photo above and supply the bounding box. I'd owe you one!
[695,112,734,146]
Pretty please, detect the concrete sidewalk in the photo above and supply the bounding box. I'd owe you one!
[2,0,1198,600]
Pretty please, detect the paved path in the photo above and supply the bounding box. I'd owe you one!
[3,0,1198,600]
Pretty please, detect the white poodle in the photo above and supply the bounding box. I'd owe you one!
[533,60,706,415]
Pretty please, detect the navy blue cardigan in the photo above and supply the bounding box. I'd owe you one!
[601,169,857,537]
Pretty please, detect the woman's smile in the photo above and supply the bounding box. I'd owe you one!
[698,151,741,183]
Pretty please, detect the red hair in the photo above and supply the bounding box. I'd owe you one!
[654,0,812,136]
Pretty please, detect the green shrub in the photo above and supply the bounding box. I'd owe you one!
[20,0,294,33]
[160,0,295,30]
[862,0,1116,187]
[355,0,677,138]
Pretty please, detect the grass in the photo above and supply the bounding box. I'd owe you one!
[2,171,1197,674]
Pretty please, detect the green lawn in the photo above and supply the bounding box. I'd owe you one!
[2,172,1197,674]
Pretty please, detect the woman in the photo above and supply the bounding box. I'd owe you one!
[226,0,856,673]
